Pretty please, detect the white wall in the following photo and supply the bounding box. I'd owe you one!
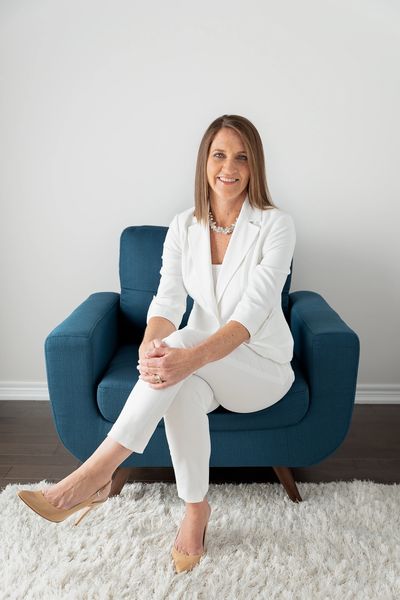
[1,0,399,401]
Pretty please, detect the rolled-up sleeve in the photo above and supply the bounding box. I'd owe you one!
[146,213,188,330]
[229,213,296,338]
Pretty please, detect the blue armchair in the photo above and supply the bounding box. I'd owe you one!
[44,225,360,502]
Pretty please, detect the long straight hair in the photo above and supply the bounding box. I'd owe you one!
[194,114,277,226]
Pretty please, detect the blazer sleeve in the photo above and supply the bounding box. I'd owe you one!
[146,213,188,330]
[229,212,296,338]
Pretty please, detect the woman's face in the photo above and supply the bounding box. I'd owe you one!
[206,127,250,205]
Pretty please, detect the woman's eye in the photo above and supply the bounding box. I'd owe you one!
[213,153,247,160]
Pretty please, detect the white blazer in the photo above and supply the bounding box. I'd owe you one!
[146,194,296,364]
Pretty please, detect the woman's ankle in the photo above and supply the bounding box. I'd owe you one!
[185,498,209,512]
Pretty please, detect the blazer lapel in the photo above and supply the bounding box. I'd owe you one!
[188,213,219,318]
[187,194,261,318]
[215,196,261,304]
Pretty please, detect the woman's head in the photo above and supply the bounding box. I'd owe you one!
[194,114,276,225]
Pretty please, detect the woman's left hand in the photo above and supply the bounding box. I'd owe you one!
[137,342,201,389]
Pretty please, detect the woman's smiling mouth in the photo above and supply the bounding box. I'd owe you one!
[218,176,239,185]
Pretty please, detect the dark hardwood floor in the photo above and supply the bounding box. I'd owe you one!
[1,401,399,491]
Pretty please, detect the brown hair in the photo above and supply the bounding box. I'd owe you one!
[193,114,277,226]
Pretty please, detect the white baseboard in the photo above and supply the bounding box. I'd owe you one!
[0,382,399,403]
[354,384,400,404]
[0,382,50,401]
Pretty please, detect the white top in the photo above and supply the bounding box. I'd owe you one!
[211,263,222,289]
[146,198,296,363]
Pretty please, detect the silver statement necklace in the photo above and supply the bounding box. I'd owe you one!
[208,207,239,235]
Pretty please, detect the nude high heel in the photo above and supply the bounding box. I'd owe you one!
[17,479,112,526]
[171,507,211,573]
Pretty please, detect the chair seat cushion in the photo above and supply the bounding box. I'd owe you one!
[97,344,309,432]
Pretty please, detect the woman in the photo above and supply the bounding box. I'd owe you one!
[17,114,296,574]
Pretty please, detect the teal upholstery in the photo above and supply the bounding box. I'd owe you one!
[44,226,360,470]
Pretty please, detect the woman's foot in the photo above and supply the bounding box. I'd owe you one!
[42,467,112,510]
[174,499,211,555]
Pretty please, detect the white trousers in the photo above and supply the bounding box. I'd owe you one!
[107,327,295,503]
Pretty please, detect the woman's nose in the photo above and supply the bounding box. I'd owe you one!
[220,157,237,173]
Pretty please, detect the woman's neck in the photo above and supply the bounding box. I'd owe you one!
[209,198,244,228]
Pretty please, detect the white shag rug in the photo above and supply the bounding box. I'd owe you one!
[1,480,399,600]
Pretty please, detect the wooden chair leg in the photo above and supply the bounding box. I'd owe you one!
[110,466,132,497]
[272,466,303,503]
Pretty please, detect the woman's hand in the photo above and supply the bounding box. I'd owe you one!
[137,341,201,389]
[138,339,164,363]
[137,338,168,384]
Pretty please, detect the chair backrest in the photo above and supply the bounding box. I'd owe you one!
[118,225,293,343]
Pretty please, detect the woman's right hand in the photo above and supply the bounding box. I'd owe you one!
[138,339,168,375]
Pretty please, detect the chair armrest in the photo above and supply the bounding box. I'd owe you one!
[44,292,120,460]
[287,290,360,463]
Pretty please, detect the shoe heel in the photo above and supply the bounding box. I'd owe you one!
[74,503,99,526]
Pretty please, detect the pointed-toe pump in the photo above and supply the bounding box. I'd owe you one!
[17,479,112,526]
[171,518,209,574]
